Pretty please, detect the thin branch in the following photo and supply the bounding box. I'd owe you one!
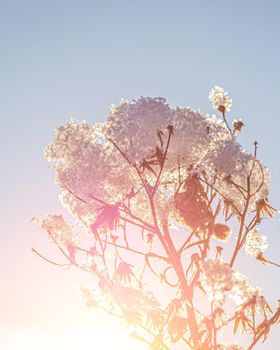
[31,247,71,267]
[64,183,156,233]
[107,137,150,198]
[199,177,242,217]
[230,176,251,267]
[152,126,173,197]
[222,113,232,134]
[100,239,168,261]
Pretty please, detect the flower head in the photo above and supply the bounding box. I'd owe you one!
[42,96,270,226]
[244,229,268,258]
[232,119,244,133]
[32,214,77,245]
[255,198,277,221]
[209,86,232,114]
[201,259,234,302]
[116,262,134,284]
[213,223,232,242]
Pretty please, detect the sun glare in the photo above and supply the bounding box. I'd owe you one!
[3,315,146,350]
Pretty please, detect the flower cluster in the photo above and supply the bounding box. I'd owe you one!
[244,229,268,258]
[32,214,77,245]
[43,94,270,226]
[201,260,263,307]
[201,259,234,303]
[231,271,259,306]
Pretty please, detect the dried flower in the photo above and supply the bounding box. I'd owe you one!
[90,204,120,235]
[213,223,232,242]
[215,246,223,259]
[232,119,244,133]
[116,262,134,284]
[146,309,165,332]
[255,198,277,221]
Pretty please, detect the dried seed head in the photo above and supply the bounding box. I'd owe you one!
[213,223,232,242]
[232,119,244,132]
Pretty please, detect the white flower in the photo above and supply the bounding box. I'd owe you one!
[202,260,261,306]
[231,272,259,305]
[221,345,244,350]
[32,214,77,245]
[209,86,232,113]
[42,95,270,232]
[244,229,268,257]
[201,259,234,302]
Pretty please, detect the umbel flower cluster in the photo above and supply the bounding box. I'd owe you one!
[33,87,279,350]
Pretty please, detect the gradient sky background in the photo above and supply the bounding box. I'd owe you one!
[1,1,280,349]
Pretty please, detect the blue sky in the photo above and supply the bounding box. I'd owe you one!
[1,1,279,349]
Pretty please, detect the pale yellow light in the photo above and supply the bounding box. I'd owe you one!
[2,314,147,350]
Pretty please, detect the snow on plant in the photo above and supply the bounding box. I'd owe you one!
[33,88,280,350]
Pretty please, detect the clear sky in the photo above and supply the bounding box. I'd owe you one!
[1,1,280,349]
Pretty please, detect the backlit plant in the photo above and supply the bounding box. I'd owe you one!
[33,87,279,350]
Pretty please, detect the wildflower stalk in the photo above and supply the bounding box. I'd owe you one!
[34,90,278,350]
[230,176,251,267]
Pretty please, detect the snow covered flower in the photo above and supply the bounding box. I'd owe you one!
[209,86,232,114]
[244,229,268,258]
